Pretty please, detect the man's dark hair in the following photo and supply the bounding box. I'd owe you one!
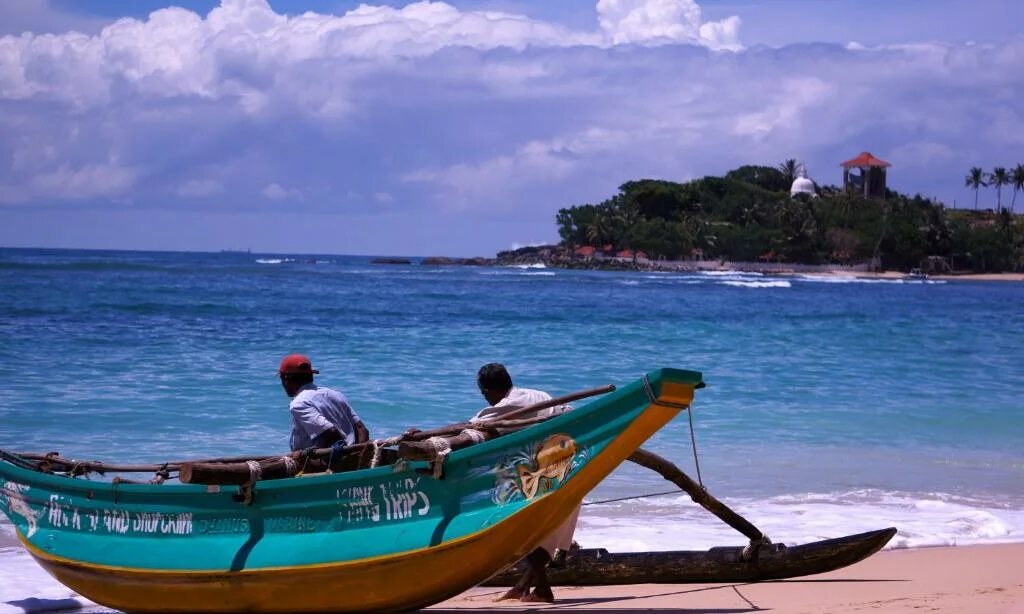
[281,372,314,387]
[477,363,513,393]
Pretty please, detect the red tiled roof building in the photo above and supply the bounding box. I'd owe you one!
[841,151,891,199]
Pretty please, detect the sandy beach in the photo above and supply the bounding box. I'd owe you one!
[928,273,1024,282]
[429,543,1024,613]
[2,543,1020,613]
[850,271,1024,282]
[768,269,1024,282]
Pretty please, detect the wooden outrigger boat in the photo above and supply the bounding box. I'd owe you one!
[0,367,895,613]
[1,368,700,613]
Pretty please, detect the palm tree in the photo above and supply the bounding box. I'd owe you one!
[989,167,1009,213]
[965,167,986,210]
[1010,164,1024,214]
[586,214,611,247]
[778,159,802,184]
[613,204,641,250]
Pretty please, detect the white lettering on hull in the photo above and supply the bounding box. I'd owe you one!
[337,477,429,525]
[41,494,193,536]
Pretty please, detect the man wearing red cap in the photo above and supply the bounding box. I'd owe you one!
[278,354,369,451]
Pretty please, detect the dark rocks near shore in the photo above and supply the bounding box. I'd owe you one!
[421,256,496,266]
[425,244,648,271]
[370,258,413,265]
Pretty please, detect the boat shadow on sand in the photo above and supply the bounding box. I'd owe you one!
[434,578,910,613]
[1,579,910,613]
[3,597,112,613]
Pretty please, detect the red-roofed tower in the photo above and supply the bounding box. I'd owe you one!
[841,151,891,198]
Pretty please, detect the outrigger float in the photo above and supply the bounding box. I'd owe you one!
[0,368,894,613]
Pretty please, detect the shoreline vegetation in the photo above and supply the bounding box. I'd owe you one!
[377,162,1024,280]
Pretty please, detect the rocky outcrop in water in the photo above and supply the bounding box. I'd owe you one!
[421,256,497,266]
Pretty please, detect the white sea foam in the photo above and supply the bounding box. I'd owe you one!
[507,263,547,269]
[576,489,1024,553]
[639,275,705,284]
[253,258,295,264]
[698,270,765,277]
[719,280,791,288]
[480,271,555,277]
[795,275,947,285]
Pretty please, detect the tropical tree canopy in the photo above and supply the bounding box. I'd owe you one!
[554,163,1024,273]
[778,159,802,184]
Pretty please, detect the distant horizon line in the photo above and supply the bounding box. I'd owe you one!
[0,245,503,260]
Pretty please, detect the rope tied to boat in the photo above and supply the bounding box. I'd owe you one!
[370,436,403,468]
[245,460,262,485]
[280,456,297,476]
[460,429,487,444]
[151,463,171,485]
[686,404,703,489]
[69,461,89,478]
[425,436,452,478]
[641,374,703,489]
[298,446,317,476]
[237,460,262,505]
[326,441,346,474]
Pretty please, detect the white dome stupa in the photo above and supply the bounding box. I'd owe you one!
[790,165,817,197]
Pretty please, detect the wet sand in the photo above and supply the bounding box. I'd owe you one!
[429,543,1024,613]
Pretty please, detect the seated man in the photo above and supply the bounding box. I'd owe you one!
[278,353,369,451]
[472,363,570,422]
[473,363,577,603]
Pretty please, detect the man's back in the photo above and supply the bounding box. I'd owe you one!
[472,386,569,422]
[289,384,361,450]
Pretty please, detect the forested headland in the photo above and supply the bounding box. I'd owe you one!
[546,164,1023,273]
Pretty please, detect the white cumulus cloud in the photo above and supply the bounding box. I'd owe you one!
[597,0,742,50]
[0,0,1020,252]
[262,183,303,201]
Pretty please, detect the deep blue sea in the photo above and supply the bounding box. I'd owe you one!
[1,247,1023,608]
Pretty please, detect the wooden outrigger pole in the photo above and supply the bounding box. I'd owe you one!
[487,448,896,586]
[627,448,770,552]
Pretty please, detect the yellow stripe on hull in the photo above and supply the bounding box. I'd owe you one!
[23,393,688,613]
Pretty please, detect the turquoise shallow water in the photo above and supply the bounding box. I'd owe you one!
[1,247,1023,566]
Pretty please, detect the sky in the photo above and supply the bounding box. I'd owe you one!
[0,0,1021,256]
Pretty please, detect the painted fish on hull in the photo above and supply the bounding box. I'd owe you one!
[516,434,577,500]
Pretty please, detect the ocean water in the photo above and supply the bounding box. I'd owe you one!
[1,248,1023,611]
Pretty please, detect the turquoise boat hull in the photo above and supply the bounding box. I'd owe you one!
[0,368,703,612]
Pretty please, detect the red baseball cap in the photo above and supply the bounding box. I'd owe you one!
[278,354,320,375]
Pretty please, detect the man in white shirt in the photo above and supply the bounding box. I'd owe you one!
[278,354,369,451]
[474,363,577,603]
